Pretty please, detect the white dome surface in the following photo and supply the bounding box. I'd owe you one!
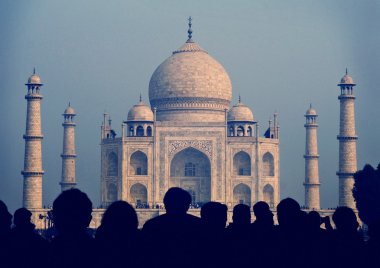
[127,101,154,122]
[148,40,232,122]
[228,102,254,122]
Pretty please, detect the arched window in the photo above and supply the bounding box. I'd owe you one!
[233,183,251,207]
[237,126,244,137]
[129,126,134,137]
[107,183,118,202]
[107,152,118,176]
[136,126,144,137]
[185,162,196,177]
[147,126,152,136]
[263,184,274,207]
[247,126,253,137]
[229,127,234,137]
[233,151,251,176]
[130,183,147,206]
[262,152,274,176]
[129,151,148,175]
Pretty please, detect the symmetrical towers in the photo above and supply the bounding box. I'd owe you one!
[60,104,77,191]
[22,70,44,209]
[304,105,320,210]
[337,70,357,208]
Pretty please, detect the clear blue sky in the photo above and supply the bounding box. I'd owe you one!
[1,0,379,212]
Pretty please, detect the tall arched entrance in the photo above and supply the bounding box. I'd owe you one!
[170,147,211,205]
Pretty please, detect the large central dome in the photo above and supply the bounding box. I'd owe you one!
[149,37,232,122]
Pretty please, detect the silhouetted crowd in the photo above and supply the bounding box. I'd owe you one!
[1,187,379,268]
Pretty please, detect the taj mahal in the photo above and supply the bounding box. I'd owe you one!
[20,19,358,228]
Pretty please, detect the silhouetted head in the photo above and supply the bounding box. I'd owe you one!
[253,201,274,225]
[201,202,228,229]
[52,189,92,233]
[101,201,138,233]
[14,208,35,230]
[277,198,301,228]
[0,200,12,232]
[308,211,322,230]
[333,206,358,233]
[232,204,251,226]
[163,187,191,215]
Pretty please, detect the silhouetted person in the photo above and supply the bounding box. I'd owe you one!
[252,201,274,229]
[273,198,306,268]
[142,188,202,268]
[331,206,364,268]
[226,204,251,268]
[95,201,140,268]
[199,202,228,268]
[250,201,275,268]
[49,189,94,268]
[230,203,251,227]
[303,211,332,268]
[9,208,49,268]
[0,200,12,267]
[201,201,228,230]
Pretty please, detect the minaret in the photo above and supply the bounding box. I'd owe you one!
[337,69,358,208]
[60,103,77,191]
[22,69,44,209]
[304,105,320,210]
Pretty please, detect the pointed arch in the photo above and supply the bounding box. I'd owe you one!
[233,183,251,207]
[136,125,144,137]
[107,183,118,202]
[130,183,147,206]
[147,126,152,136]
[233,151,251,176]
[129,151,148,175]
[107,152,118,176]
[237,126,244,136]
[247,126,253,137]
[263,152,274,176]
[263,184,274,208]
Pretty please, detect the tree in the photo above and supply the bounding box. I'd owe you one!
[353,163,380,226]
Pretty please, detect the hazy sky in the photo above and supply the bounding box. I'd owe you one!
[1,0,379,213]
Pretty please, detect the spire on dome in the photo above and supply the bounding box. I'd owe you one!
[238,94,241,103]
[187,16,193,41]
[139,93,142,102]
[33,67,36,74]
[346,68,348,75]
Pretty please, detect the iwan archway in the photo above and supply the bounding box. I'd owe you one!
[170,147,211,205]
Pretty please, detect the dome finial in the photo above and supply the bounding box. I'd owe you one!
[139,93,142,102]
[33,67,36,74]
[238,94,241,103]
[346,67,348,75]
[187,16,193,41]
[69,101,71,107]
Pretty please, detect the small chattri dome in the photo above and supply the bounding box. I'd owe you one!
[64,104,76,115]
[340,74,354,84]
[127,101,154,122]
[227,100,254,122]
[338,69,355,85]
[27,73,42,85]
[305,105,317,116]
